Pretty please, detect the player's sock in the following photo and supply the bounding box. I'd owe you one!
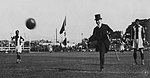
[16,59,19,64]
[140,51,144,65]
[141,60,144,65]
[133,52,137,64]
[19,59,21,62]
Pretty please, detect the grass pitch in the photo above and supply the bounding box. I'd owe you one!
[0,51,150,78]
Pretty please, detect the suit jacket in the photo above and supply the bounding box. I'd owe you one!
[89,24,113,52]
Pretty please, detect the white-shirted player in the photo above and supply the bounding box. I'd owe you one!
[11,30,24,64]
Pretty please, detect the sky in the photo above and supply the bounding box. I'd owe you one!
[0,0,150,43]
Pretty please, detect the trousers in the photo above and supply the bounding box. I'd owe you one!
[99,42,106,68]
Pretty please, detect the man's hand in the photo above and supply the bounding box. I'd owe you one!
[143,38,146,44]
[11,37,13,41]
[143,38,146,41]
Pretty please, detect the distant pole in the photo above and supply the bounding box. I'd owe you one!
[9,33,12,51]
[81,33,83,41]
[10,33,12,52]
[56,28,57,43]
[24,33,26,39]
[23,33,26,51]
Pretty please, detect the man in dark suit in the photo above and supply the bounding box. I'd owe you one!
[89,14,113,71]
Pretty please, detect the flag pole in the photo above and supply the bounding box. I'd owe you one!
[64,32,67,48]
[65,16,67,47]
[81,33,83,42]
[56,28,57,43]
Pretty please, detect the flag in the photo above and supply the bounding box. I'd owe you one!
[62,38,67,46]
[59,17,66,34]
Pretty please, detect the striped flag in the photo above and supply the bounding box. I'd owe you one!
[59,16,66,34]
[62,38,67,46]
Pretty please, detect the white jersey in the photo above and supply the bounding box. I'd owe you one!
[12,35,24,53]
[16,36,23,53]
[132,25,144,49]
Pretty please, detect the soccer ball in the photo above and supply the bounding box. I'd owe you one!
[26,18,36,30]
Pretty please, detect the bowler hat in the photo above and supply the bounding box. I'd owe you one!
[95,14,102,20]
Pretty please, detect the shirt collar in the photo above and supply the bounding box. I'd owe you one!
[97,23,102,28]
